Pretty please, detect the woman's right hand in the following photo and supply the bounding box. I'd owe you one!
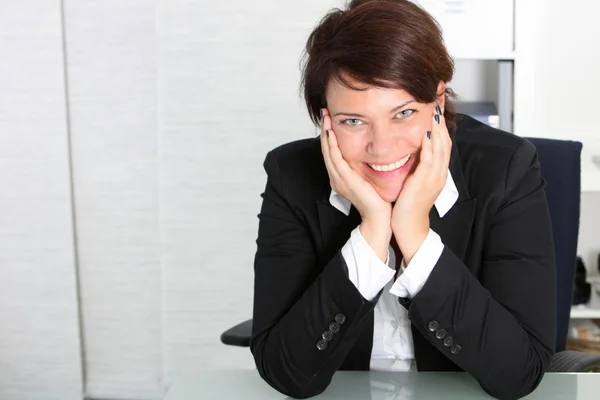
[321,109,392,261]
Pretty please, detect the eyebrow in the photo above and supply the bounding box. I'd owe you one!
[332,100,415,118]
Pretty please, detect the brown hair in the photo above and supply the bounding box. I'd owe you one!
[301,0,457,135]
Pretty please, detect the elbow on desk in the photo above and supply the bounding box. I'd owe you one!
[479,348,553,399]
[250,336,331,399]
[256,367,328,399]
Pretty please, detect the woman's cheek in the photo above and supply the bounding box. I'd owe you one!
[406,120,427,142]
[414,115,432,141]
[336,130,365,160]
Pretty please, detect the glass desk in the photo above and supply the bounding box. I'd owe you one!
[163,370,600,399]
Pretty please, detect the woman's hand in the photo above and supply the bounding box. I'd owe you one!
[321,109,392,261]
[392,106,452,264]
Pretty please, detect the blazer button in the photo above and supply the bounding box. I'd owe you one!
[435,329,447,339]
[334,313,346,324]
[316,339,328,351]
[427,321,439,332]
[443,336,454,347]
[322,330,334,342]
[329,322,340,333]
[450,344,462,355]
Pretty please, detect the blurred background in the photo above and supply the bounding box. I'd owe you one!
[1,0,600,399]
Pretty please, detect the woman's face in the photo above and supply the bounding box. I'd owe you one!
[325,77,445,203]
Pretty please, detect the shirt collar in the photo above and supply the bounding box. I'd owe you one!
[329,170,459,218]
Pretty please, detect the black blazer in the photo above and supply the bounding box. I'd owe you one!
[250,114,557,399]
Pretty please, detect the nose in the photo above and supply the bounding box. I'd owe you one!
[367,123,397,157]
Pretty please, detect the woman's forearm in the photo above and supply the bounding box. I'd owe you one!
[251,251,378,398]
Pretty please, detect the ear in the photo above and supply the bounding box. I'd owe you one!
[436,81,446,111]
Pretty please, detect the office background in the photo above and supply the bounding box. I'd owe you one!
[1,0,599,399]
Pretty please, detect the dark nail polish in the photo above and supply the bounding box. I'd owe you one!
[320,109,323,119]
[426,131,431,139]
[435,105,442,115]
[435,114,440,124]
[326,130,330,137]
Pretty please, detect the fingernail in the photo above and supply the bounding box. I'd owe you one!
[326,129,330,137]
[434,114,440,124]
[426,131,431,139]
[435,105,442,115]
[320,109,323,120]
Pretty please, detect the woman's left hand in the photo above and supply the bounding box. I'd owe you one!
[392,107,452,264]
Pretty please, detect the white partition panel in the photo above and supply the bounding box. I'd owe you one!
[514,0,600,191]
[157,0,345,382]
[0,1,83,399]
[63,1,162,398]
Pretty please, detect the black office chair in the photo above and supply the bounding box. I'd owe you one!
[525,138,600,372]
[222,137,600,372]
[526,138,582,353]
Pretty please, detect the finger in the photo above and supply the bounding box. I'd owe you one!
[441,115,452,167]
[435,111,452,175]
[436,106,451,153]
[417,129,434,177]
[327,128,353,178]
[321,109,340,174]
[320,108,332,158]
[322,110,360,189]
[321,128,341,183]
[431,112,446,176]
[320,110,342,183]
[323,110,345,177]
[321,108,332,134]
[320,126,330,162]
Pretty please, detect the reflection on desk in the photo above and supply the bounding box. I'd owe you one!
[163,370,599,399]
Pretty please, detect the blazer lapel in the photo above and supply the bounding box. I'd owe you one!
[316,198,361,255]
[429,139,477,261]
[429,199,476,261]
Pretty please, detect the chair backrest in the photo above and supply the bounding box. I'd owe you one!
[525,137,582,352]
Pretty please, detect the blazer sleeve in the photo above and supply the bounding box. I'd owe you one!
[250,150,377,399]
[403,139,557,399]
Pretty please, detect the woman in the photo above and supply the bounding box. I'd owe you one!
[250,1,556,399]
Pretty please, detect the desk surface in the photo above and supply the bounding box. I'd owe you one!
[163,370,600,399]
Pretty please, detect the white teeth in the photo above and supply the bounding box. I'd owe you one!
[369,154,412,172]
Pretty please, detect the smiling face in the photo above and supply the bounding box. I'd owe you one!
[325,77,445,203]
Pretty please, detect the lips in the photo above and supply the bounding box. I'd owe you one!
[368,153,412,172]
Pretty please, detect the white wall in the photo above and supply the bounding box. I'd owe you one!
[514,0,600,191]
[512,0,600,277]
[63,1,162,398]
[157,0,339,383]
[0,2,83,399]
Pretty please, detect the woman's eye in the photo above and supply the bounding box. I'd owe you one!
[342,118,363,127]
[396,109,415,118]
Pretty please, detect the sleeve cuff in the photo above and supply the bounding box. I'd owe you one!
[341,227,396,301]
[389,229,444,299]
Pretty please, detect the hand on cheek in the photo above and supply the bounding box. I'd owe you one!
[391,105,451,264]
[319,109,393,261]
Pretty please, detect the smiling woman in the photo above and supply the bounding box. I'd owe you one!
[302,0,457,134]
[324,78,431,202]
[250,1,557,399]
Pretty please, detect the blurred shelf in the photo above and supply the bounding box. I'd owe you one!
[571,278,600,319]
[571,306,600,319]
[453,52,516,61]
